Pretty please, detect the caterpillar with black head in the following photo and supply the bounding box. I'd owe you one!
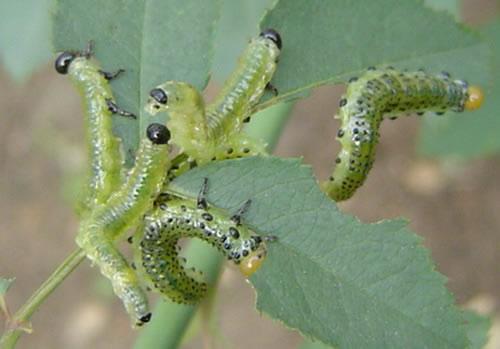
[133,178,275,304]
[205,28,282,141]
[56,35,281,325]
[145,29,281,167]
[76,123,171,327]
[323,67,484,201]
[54,41,135,217]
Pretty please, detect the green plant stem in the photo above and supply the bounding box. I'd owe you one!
[0,248,86,349]
[134,101,294,349]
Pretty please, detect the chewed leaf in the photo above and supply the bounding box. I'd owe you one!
[170,157,468,349]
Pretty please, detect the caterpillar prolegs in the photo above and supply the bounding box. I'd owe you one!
[145,29,281,165]
[133,178,275,304]
[323,68,484,201]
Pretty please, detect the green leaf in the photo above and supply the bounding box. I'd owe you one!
[419,20,500,158]
[170,157,468,349]
[423,0,461,19]
[299,338,335,349]
[212,0,275,82]
[298,309,492,349]
[256,0,488,111]
[464,310,491,349]
[0,0,52,82]
[52,0,221,163]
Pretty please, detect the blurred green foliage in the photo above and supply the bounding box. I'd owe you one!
[0,0,52,82]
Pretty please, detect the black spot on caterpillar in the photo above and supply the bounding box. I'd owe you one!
[133,178,275,304]
[322,68,484,201]
[54,41,134,217]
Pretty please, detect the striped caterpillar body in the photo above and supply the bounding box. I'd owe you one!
[163,135,267,183]
[144,29,281,165]
[323,68,484,201]
[76,123,171,326]
[206,28,282,141]
[133,179,273,304]
[55,43,127,216]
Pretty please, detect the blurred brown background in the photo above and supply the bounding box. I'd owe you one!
[0,0,499,348]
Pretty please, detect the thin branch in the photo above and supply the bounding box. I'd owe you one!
[0,248,86,349]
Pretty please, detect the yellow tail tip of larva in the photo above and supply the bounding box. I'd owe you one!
[239,250,267,277]
[465,85,484,111]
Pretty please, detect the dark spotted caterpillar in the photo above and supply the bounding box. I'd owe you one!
[58,33,484,326]
[133,178,275,304]
[145,29,281,166]
[55,37,278,325]
[323,67,484,201]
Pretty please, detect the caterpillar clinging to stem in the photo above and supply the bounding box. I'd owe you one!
[76,123,171,326]
[54,42,135,217]
[57,43,169,326]
[323,67,484,201]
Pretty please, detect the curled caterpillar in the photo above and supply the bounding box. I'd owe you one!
[133,178,275,304]
[54,42,134,217]
[144,29,281,165]
[76,123,171,327]
[322,67,484,201]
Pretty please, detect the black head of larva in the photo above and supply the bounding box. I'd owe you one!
[260,28,282,49]
[138,312,152,325]
[146,123,170,145]
[150,88,168,105]
[54,51,76,74]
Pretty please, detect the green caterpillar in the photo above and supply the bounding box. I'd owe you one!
[76,123,171,326]
[205,28,281,141]
[145,29,281,165]
[146,81,213,161]
[323,67,484,201]
[133,178,274,304]
[56,33,282,325]
[54,42,134,217]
